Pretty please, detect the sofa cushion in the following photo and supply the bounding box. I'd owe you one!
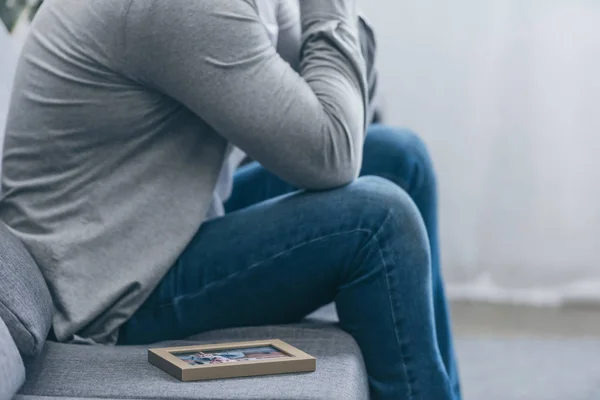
[20,323,368,400]
[0,316,26,400]
[0,220,53,356]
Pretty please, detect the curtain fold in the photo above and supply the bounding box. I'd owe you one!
[359,0,600,305]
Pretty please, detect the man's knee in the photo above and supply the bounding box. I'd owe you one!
[364,125,437,192]
[301,176,428,248]
[344,177,428,242]
[342,176,431,273]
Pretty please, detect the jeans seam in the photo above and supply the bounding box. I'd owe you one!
[139,228,374,313]
[371,210,414,399]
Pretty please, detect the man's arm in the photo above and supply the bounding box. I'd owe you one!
[124,0,367,190]
[276,0,378,122]
[358,15,379,122]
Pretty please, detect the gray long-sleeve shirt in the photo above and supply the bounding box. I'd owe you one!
[0,0,367,344]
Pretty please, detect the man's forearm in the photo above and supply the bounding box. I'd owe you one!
[358,15,379,123]
[277,1,379,123]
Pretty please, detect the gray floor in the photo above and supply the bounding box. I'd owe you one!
[451,302,600,400]
[451,301,600,339]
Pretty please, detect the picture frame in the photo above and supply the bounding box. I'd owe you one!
[148,339,316,382]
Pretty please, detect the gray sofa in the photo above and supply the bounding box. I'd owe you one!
[0,220,369,400]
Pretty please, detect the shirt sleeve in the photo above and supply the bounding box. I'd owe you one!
[276,1,379,123]
[123,0,367,190]
[358,14,379,123]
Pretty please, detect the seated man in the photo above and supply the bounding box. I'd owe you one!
[0,1,459,399]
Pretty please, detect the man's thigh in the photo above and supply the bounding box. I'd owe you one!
[119,177,393,344]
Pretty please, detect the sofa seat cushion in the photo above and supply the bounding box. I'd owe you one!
[19,323,368,400]
[0,316,26,400]
[0,221,53,356]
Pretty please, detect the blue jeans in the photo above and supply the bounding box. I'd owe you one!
[119,125,460,400]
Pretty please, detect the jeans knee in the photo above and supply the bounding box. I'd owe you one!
[347,177,430,255]
[340,177,432,286]
[365,125,437,193]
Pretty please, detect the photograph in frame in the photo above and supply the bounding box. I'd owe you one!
[148,339,316,382]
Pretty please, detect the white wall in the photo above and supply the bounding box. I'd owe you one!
[360,0,600,305]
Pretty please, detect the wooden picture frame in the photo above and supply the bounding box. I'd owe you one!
[148,339,316,382]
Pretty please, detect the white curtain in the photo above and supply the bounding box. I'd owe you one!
[359,0,600,305]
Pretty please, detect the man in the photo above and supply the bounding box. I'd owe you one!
[0,1,458,398]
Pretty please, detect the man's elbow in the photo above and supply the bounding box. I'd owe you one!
[286,117,364,190]
[298,158,361,191]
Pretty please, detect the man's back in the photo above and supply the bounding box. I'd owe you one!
[1,0,229,343]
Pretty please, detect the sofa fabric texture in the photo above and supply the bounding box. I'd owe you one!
[0,221,53,357]
[0,316,26,400]
[19,324,368,400]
